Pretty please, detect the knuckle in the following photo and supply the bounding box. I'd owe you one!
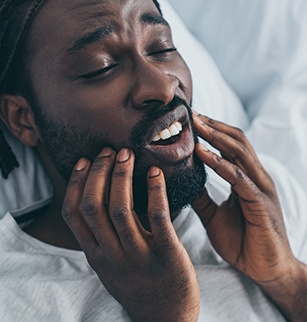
[235,167,245,180]
[212,154,223,171]
[208,117,216,125]
[112,170,130,180]
[69,174,85,187]
[148,182,164,192]
[81,198,100,218]
[110,206,130,223]
[230,167,247,186]
[234,127,245,139]
[90,159,109,173]
[238,142,249,155]
[151,209,169,225]
[210,128,218,137]
[62,202,76,222]
[214,154,223,163]
[257,190,266,201]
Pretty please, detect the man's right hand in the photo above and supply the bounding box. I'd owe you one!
[61,147,200,322]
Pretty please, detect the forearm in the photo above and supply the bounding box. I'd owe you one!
[258,260,307,322]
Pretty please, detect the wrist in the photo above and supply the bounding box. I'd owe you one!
[257,258,307,322]
[130,307,199,322]
[129,298,200,322]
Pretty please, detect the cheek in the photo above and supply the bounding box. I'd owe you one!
[36,89,134,150]
[174,56,193,103]
[76,107,134,149]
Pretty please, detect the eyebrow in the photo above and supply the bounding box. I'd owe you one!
[67,13,169,55]
[67,24,115,54]
[140,13,170,27]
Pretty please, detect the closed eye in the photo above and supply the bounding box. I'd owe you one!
[149,47,177,56]
[81,64,117,79]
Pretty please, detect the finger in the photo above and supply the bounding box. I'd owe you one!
[193,115,258,165]
[147,167,178,247]
[193,113,257,159]
[196,144,263,205]
[62,158,98,252]
[81,147,119,249]
[193,116,274,194]
[109,149,145,250]
[196,144,278,228]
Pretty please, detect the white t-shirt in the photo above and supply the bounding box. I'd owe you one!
[0,155,306,321]
[0,209,283,322]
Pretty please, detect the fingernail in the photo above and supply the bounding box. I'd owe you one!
[117,148,131,163]
[148,166,160,178]
[98,147,113,158]
[75,158,88,171]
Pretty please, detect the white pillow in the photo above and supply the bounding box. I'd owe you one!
[0,0,248,219]
[0,124,53,218]
[168,0,307,193]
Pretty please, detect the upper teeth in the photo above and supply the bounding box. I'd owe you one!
[152,122,183,142]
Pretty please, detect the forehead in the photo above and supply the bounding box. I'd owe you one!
[29,0,162,57]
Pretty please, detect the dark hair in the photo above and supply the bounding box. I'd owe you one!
[0,0,162,179]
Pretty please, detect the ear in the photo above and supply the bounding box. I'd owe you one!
[0,94,40,147]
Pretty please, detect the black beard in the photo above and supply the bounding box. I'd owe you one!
[34,96,207,225]
[132,154,206,229]
[129,96,207,226]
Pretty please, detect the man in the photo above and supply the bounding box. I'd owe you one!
[0,0,306,321]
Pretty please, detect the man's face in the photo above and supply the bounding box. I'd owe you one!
[27,0,206,218]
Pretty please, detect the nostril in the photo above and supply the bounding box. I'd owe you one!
[142,99,165,107]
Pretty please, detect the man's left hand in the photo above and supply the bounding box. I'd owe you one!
[192,113,307,321]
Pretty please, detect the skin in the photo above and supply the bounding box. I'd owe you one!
[2,0,201,320]
[2,0,198,244]
[63,149,200,321]
[27,0,193,178]
[0,0,306,321]
[191,114,307,321]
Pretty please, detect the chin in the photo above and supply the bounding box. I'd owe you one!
[133,152,207,230]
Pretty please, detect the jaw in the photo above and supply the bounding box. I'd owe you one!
[132,150,207,231]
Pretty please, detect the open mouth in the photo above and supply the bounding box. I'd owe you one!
[144,106,195,164]
[150,121,183,146]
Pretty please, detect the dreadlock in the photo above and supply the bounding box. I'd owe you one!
[0,0,45,179]
[0,0,162,179]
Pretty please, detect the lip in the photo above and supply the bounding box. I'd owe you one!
[145,106,195,164]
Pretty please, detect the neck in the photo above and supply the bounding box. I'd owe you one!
[24,144,81,250]
[24,145,180,250]
[24,199,81,250]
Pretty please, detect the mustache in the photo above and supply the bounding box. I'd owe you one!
[130,96,191,152]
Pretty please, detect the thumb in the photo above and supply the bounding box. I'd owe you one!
[192,188,218,228]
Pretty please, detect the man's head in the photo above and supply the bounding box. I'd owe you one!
[0,0,206,219]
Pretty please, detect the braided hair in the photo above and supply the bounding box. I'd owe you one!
[0,0,162,179]
[0,0,45,179]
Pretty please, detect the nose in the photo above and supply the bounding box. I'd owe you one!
[131,60,179,109]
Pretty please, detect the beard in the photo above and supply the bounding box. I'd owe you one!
[129,97,207,225]
[34,96,207,224]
